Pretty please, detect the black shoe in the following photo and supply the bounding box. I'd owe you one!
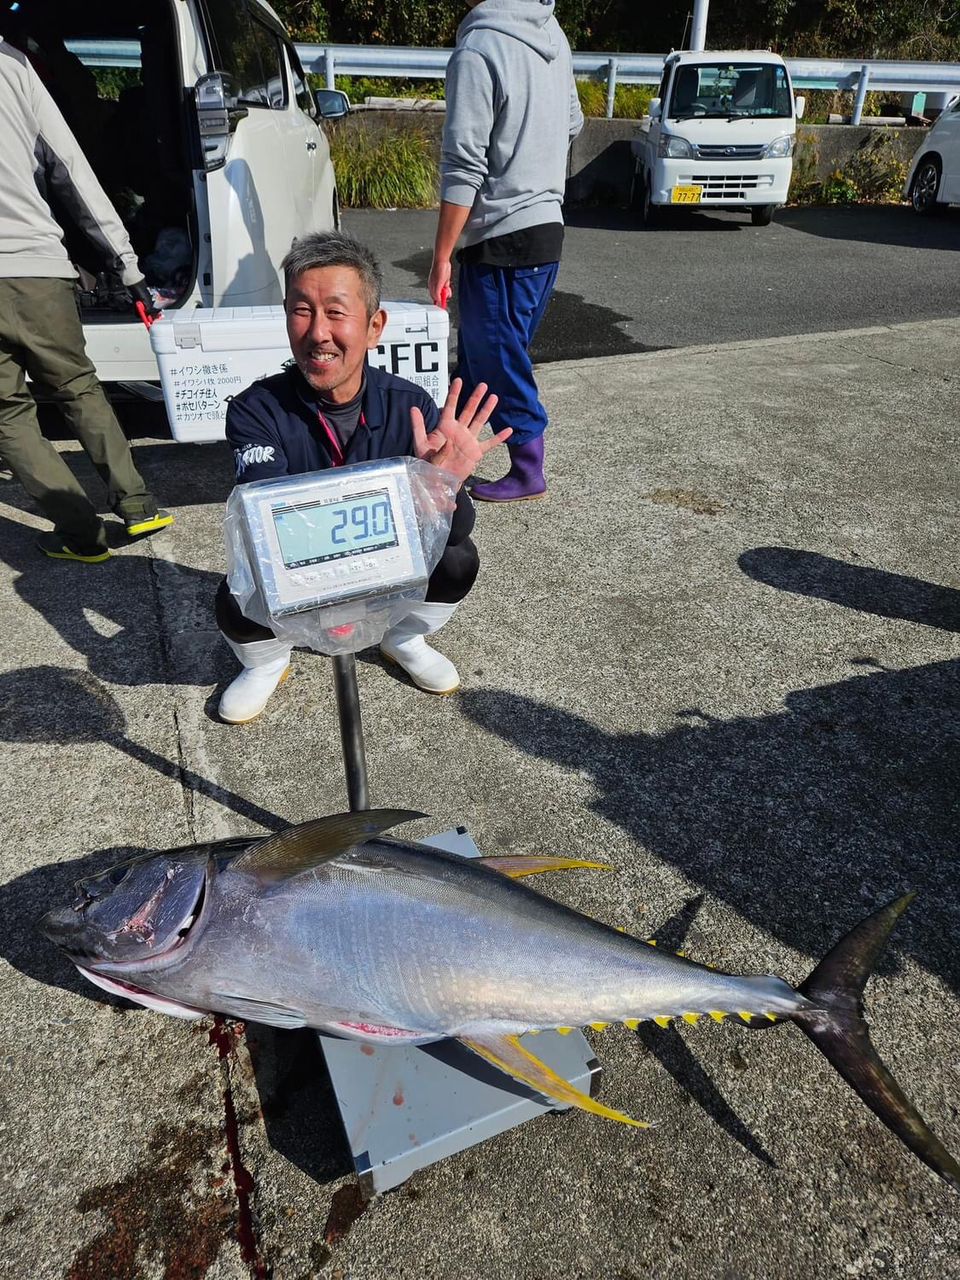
[38,531,111,563]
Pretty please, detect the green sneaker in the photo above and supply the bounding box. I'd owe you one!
[124,509,174,537]
[38,531,111,564]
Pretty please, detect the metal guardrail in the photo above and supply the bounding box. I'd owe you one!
[70,39,960,124]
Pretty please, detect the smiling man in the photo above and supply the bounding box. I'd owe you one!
[215,231,509,724]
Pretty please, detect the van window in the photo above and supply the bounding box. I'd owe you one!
[288,44,316,117]
[668,62,791,120]
[204,0,288,109]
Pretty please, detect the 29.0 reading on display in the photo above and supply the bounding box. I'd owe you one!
[272,489,398,570]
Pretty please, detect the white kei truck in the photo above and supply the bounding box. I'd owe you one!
[630,50,806,227]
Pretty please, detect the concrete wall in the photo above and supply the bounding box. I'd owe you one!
[330,111,927,205]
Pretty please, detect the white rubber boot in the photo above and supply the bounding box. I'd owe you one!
[218,635,292,724]
[379,601,460,695]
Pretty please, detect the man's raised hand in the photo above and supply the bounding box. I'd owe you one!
[411,378,510,487]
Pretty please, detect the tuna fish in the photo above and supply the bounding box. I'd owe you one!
[40,808,959,1189]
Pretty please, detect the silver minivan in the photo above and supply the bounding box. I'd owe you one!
[17,0,344,382]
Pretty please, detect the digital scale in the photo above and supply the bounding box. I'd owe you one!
[231,459,429,620]
[227,459,600,1194]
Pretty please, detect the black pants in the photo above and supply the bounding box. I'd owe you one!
[217,489,480,644]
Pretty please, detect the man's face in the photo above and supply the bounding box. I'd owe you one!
[285,265,385,402]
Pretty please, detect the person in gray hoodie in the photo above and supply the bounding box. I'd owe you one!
[0,37,171,562]
[428,0,583,502]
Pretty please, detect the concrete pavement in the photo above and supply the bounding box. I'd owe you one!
[1,318,959,1279]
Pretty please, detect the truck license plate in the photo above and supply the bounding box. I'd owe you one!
[671,185,702,204]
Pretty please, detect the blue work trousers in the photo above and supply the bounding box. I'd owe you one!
[455,259,559,446]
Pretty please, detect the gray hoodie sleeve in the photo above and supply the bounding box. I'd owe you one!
[570,79,584,140]
[27,57,144,285]
[440,48,495,208]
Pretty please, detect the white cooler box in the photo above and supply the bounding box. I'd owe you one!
[150,301,450,444]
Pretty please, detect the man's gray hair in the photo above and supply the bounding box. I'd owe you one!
[281,231,383,316]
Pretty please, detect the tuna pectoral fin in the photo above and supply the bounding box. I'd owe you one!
[459,1033,649,1129]
[230,808,426,883]
[211,994,308,1030]
[475,856,613,879]
[794,892,960,1192]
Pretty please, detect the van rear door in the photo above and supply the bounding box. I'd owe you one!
[197,0,311,305]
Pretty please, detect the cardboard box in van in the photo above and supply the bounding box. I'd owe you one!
[150,302,451,443]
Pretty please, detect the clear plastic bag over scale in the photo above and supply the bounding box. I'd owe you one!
[224,458,459,655]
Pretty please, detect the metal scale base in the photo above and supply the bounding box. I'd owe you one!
[317,828,601,1196]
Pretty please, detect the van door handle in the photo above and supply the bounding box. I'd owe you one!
[306,140,317,151]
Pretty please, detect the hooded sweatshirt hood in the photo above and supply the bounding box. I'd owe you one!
[456,0,561,62]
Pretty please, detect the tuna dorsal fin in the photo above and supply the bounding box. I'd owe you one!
[231,808,426,882]
[459,1033,650,1129]
[475,856,613,879]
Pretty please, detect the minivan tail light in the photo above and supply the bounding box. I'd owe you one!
[195,72,248,172]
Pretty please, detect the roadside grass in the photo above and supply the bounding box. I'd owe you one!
[329,123,438,209]
[575,79,654,119]
[788,127,908,205]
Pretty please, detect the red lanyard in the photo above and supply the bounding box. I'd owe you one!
[316,409,366,468]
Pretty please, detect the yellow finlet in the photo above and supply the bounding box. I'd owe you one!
[555,1026,573,1035]
[682,1012,700,1025]
[589,1022,609,1032]
[675,950,687,958]
[646,939,657,946]
[623,1018,640,1031]
[766,1012,778,1022]
[708,1011,727,1022]
[653,1015,671,1028]
[738,1011,754,1023]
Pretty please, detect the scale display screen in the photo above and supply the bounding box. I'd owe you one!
[272,488,398,569]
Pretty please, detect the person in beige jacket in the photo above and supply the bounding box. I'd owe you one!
[0,38,172,562]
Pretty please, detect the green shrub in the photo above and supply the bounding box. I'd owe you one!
[788,128,822,204]
[844,130,908,201]
[820,168,860,204]
[576,79,653,119]
[331,75,447,104]
[329,124,438,208]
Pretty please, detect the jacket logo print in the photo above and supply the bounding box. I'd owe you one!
[234,444,275,475]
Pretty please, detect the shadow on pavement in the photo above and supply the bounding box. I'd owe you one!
[775,203,960,249]
[739,548,960,632]
[460,554,960,994]
[0,513,228,686]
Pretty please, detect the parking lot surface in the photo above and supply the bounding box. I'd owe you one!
[2,315,959,1278]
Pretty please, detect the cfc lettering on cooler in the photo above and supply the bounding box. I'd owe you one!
[375,341,440,377]
[234,444,276,476]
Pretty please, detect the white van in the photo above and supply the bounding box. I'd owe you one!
[19,0,346,382]
[631,50,805,227]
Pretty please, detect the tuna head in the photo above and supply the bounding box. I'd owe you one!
[39,849,212,998]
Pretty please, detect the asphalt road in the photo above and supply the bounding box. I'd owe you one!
[346,203,960,361]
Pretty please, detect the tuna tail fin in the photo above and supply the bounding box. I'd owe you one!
[793,892,960,1192]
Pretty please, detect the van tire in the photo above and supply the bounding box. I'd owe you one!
[750,205,775,227]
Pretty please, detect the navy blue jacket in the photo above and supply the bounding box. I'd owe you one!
[226,361,441,483]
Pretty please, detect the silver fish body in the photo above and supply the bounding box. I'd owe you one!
[95,837,807,1037]
[39,809,960,1188]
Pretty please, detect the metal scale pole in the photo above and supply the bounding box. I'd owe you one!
[331,653,369,811]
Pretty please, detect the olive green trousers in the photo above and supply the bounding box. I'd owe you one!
[0,277,152,549]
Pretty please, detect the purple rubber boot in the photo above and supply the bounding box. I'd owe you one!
[471,438,546,503]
